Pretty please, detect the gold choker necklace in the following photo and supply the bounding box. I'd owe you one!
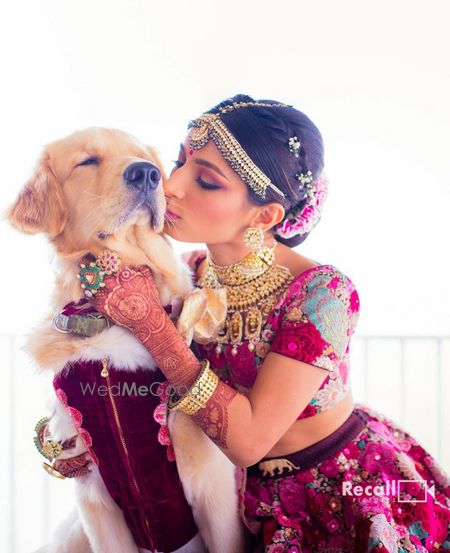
[204,243,278,285]
[198,242,294,356]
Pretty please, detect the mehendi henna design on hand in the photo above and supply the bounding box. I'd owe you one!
[83,258,241,448]
[94,265,162,335]
[191,380,238,449]
[86,261,201,388]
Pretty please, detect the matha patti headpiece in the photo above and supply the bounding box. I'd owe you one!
[188,100,329,240]
[187,101,292,199]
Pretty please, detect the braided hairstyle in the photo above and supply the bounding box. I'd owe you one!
[204,93,325,247]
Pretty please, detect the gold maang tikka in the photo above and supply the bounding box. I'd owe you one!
[199,229,294,356]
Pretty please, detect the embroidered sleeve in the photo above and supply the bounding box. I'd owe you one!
[270,268,360,372]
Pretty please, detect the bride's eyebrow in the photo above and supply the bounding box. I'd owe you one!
[179,143,229,181]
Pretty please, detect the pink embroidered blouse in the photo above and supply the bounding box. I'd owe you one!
[183,249,361,420]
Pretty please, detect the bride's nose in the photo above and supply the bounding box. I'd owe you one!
[163,171,185,199]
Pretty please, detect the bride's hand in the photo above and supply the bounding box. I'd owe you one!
[78,251,201,388]
[78,254,164,332]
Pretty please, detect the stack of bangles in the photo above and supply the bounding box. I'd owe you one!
[167,359,219,415]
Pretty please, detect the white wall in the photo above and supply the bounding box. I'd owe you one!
[0,1,449,551]
[0,0,448,336]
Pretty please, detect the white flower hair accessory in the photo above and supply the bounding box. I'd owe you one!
[273,171,329,240]
[288,136,301,158]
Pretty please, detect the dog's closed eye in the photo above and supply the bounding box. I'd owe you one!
[76,157,100,168]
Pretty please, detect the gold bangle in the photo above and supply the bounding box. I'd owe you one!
[168,359,219,416]
[167,360,209,411]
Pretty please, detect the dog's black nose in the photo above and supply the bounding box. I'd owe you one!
[123,162,161,191]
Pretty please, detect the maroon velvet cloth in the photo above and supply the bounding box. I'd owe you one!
[53,349,198,551]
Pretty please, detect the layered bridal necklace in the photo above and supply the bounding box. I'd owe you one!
[198,240,294,356]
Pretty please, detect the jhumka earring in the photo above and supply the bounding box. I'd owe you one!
[243,226,264,249]
[238,227,275,277]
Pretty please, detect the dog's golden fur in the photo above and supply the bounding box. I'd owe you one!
[7,128,199,373]
[6,128,246,553]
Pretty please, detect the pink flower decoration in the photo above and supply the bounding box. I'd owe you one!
[360,442,396,473]
[153,402,167,425]
[325,518,340,533]
[285,279,304,298]
[350,289,360,313]
[266,544,285,553]
[261,328,274,341]
[166,444,175,462]
[319,459,340,478]
[271,321,330,366]
[359,496,389,516]
[274,172,329,240]
[368,420,397,442]
[342,442,361,460]
[156,381,169,401]
[328,277,340,290]
[295,470,315,485]
[157,423,171,446]
[152,383,176,463]
[255,341,271,358]
[245,480,273,508]
[297,403,316,419]
[278,477,307,514]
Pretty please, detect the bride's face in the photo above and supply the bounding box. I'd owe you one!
[162,132,262,244]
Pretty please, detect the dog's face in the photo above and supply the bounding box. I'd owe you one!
[6,127,167,254]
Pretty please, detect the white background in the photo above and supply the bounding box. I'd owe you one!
[0,1,449,335]
[0,1,449,551]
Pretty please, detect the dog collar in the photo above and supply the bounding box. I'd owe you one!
[53,298,110,336]
[53,298,173,337]
[53,311,111,336]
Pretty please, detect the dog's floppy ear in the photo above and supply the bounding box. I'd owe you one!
[5,152,68,237]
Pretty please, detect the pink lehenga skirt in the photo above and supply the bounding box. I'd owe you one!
[238,403,450,552]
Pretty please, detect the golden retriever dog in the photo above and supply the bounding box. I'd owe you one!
[6,128,246,553]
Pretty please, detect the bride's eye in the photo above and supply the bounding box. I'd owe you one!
[196,176,221,190]
[170,157,220,190]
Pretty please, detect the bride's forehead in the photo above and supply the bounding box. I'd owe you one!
[181,135,224,162]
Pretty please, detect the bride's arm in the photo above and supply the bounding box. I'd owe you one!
[87,263,330,468]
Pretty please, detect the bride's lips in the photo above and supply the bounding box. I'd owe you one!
[166,208,181,220]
